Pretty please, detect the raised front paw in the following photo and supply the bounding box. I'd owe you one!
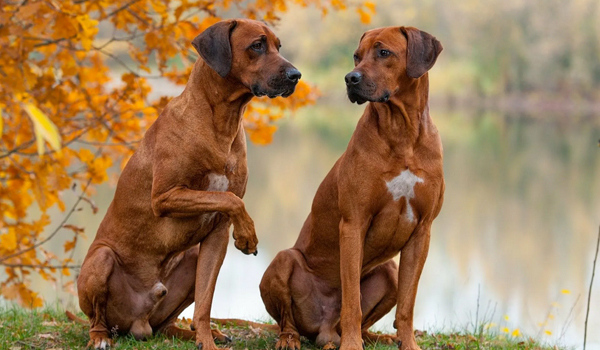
[276,332,301,350]
[232,218,258,255]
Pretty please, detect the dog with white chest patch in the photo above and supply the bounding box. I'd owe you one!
[76,19,301,350]
[259,26,444,350]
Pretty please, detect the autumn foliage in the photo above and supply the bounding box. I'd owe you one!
[0,0,374,308]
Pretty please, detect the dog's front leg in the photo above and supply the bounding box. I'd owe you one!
[193,224,230,350]
[151,186,258,255]
[394,223,431,350]
[339,217,367,350]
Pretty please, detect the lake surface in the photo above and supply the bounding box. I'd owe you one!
[35,105,600,349]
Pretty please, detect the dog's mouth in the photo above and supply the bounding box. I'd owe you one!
[347,89,390,105]
[252,81,297,99]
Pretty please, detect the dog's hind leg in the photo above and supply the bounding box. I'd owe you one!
[260,249,303,350]
[150,245,197,336]
[78,246,117,349]
[260,248,334,350]
[360,260,399,345]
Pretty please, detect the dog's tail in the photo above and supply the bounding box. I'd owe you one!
[65,310,88,325]
[211,318,279,332]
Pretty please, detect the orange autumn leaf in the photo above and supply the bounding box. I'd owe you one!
[246,123,278,145]
[64,238,77,253]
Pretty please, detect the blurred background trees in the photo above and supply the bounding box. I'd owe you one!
[276,0,600,106]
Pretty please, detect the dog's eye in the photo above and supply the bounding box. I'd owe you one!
[379,49,390,57]
[251,42,264,51]
[353,54,360,62]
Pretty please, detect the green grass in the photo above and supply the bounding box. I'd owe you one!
[0,307,561,350]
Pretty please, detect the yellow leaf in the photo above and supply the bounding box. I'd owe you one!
[501,327,509,333]
[76,14,99,51]
[511,328,520,337]
[64,238,77,252]
[544,330,552,335]
[503,315,510,321]
[357,7,371,24]
[364,1,376,13]
[560,289,571,294]
[246,124,277,145]
[31,293,44,308]
[77,148,94,163]
[1,284,19,300]
[23,103,61,155]
[331,0,347,10]
[62,267,71,276]
[0,230,17,251]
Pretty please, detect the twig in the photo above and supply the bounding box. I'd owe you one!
[0,177,93,263]
[583,225,600,350]
[106,0,141,17]
[559,294,580,342]
[475,284,480,336]
[2,263,81,269]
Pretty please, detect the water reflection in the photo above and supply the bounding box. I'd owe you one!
[36,107,600,349]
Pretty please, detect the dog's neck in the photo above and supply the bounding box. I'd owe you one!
[183,61,254,140]
[368,75,430,151]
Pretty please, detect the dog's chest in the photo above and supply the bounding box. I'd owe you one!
[198,172,231,225]
[385,169,424,222]
[206,172,229,192]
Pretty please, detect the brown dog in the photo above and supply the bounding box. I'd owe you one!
[77,19,300,350]
[260,26,443,350]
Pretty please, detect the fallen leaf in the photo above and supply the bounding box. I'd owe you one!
[38,333,55,339]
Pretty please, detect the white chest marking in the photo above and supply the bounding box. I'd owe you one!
[386,169,424,222]
[202,173,229,224]
[207,173,229,192]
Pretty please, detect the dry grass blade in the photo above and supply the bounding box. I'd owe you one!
[583,225,600,350]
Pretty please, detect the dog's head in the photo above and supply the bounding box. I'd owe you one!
[192,19,301,98]
[345,26,442,104]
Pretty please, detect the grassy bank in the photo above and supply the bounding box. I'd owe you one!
[0,307,561,350]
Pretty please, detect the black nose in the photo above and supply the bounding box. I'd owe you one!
[286,68,301,82]
[345,71,362,85]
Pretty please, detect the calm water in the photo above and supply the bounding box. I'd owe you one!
[36,105,600,349]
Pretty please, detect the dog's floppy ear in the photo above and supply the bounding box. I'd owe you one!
[400,26,443,79]
[192,20,238,78]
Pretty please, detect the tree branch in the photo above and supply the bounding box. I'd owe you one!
[1,263,81,269]
[0,177,93,264]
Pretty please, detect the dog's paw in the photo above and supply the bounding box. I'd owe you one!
[322,341,337,350]
[276,332,301,350]
[211,328,232,344]
[196,339,230,350]
[87,337,112,350]
[232,226,258,255]
[396,338,422,350]
[362,331,399,345]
